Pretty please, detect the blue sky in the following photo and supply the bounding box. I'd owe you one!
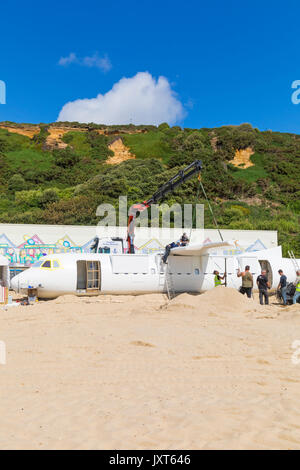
[1,0,300,132]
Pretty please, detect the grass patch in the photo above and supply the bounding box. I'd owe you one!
[5,149,54,172]
[229,152,267,182]
[62,131,91,156]
[0,128,32,151]
[123,131,173,163]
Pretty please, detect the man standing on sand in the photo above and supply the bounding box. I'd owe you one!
[257,269,270,305]
[293,270,300,304]
[237,265,253,298]
[277,269,287,305]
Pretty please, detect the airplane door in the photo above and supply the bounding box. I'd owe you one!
[86,261,101,291]
[259,260,273,287]
[77,261,101,291]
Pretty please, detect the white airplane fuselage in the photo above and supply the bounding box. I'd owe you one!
[10,244,300,299]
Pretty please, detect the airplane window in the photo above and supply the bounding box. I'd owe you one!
[53,261,60,268]
[41,261,51,268]
[32,261,43,268]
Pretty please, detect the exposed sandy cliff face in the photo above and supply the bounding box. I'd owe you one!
[229,147,254,168]
[45,127,78,149]
[0,124,146,151]
[0,125,40,139]
[107,137,136,164]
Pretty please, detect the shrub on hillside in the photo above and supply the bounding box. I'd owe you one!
[8,174,26,192]
[85,131,113,160]
[39,188,60,207]
[158,123,170,131]
[32,125,49,145]
[43,196,98,225]
[53,147,80,168]
[15,189,43,207]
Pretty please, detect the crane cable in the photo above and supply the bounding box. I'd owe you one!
[188,174,202,242]
[189,173,224,243]
[189,174,227,286]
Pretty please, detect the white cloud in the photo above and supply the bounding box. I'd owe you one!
[58,52,112,72]
[58,52,78,66]
[57,72,186,125]
[82,53,112,72]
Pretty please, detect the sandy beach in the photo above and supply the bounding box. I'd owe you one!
[0,287,300,450]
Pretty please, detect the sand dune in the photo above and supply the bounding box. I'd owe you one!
[0,288,300,450]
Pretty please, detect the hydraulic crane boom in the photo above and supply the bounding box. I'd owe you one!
[127,160,202,253]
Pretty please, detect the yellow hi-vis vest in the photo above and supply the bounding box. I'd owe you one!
[214,275,222,287]
[296,281,300,292]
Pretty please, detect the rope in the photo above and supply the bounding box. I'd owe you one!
[189,175,202,241]
[189,174,224,243]
[199,180,224,242]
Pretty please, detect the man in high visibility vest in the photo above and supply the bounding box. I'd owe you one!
[213,270,225,287]
[293,270,300,304]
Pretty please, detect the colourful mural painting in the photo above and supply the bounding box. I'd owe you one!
[0,231,267,268]
[0,233,86,267]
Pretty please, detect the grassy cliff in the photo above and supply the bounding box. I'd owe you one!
[0,122,299,256]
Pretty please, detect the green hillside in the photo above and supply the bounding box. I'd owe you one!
[0,122,299,256]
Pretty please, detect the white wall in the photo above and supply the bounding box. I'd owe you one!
[0,223,278,250]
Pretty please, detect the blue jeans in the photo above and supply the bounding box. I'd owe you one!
[281,286,287,305]
[293,291,300,304]
[259,289,269,305]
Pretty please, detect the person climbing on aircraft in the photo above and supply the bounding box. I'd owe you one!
[213,270,226,287]
[162,241,180,264]
[90,237,99,253]
[237,265,253,298]
[180,233,190,246]
[293,270,300,304]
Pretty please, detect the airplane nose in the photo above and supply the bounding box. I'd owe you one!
[11,275,19,293]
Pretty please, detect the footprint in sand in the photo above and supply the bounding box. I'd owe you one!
[130,341,155,348]
[192,355,221,360]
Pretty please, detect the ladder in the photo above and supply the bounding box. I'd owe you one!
[288,250,299,271]
[165,263,176,300]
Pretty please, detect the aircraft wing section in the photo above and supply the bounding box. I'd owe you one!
[170,240,236,256]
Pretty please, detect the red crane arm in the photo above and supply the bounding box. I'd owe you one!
[126,160,202,254]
